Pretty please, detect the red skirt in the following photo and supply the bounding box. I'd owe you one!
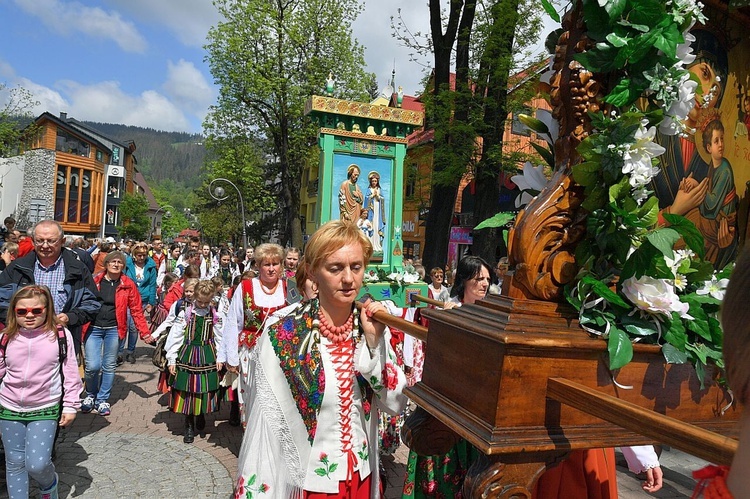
[533,448,617,499]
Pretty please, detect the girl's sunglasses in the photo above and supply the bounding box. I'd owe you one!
[15,307,46,316]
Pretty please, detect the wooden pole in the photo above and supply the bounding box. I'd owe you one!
[547,377,738,465]
[355,301,429,342]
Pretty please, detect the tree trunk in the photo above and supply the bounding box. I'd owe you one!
[472,0,520,265]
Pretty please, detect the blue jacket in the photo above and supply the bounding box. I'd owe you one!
[124,256,158,306]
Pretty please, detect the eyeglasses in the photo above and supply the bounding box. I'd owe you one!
[34,238,60,247]
[135,253,147,257]
[15,307,45,316]
[107,261,124,266]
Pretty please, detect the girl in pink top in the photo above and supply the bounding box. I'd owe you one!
[0,285,82,499]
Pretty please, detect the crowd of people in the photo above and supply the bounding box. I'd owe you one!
[0,217,742,497]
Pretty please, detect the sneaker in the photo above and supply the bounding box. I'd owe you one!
[96,402,111,416]
[126,352,136,364]
[116,355,124,366]
[81,395,95,414]
[39,472,58,499]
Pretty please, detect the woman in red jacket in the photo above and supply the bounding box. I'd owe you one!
[82,251,150,416]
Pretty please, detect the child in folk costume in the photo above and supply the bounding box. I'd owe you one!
[165,280,223,443]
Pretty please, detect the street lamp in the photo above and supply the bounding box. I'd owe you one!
[209,178,248,250]
[152,204,175,239]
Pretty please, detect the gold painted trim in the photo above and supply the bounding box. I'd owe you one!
[320,128,408,144]
[306,95,423,126]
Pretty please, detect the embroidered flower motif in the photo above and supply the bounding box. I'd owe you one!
[235,474,269,498]
[383,362,399,390]
[357,440,369,461]
[314,452,339,478]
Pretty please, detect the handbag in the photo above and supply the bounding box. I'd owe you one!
[151,333,168,372]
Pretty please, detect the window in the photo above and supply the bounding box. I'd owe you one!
[55,130,90,157]
[511,108,532,136]
[55,165,93,224]
[28,199,47,224]
[96,150,103,162]
[405,163,418,198]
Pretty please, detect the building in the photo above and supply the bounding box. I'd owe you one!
[0,112,157,238]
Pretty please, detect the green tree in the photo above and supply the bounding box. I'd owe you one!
[394,0,544,270]
[204,0,373,248]
[197,135,273,247]
[117,193,151,241]
[0,83,40,158]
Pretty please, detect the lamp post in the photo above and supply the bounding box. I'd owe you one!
[152,204,175,239]
[209,178,248,250]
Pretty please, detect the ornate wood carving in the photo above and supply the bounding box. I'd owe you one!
[463,454,562,499]
[505,2,604,301]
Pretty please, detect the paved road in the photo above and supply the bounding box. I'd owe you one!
[0,346,710,498]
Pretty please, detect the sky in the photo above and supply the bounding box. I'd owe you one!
[0,0,552,134]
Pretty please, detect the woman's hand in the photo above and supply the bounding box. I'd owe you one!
[360,299,387,349]
[718,217,735,249]
[227,365,239,373]
[142,334,156,345]
[169,365,177,376]
[216,362,224,372]
[443,301,459,310]
[642,466,663,493]
[59,412,76,427]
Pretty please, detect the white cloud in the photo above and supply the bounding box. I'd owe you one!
[0,59,196,132]
[163,59,214,121]
[13,0,147,53]
[57,80,192,131]
[103,0,221,48]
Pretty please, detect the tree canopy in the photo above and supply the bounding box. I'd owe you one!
[204,0,373,248]
[0,83,39,158]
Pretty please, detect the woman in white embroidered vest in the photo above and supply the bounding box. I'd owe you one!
[221,243,288,426]
[233,220,407,498]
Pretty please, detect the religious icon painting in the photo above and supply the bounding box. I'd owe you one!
[331,153,393,261]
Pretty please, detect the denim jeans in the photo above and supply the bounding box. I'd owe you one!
[119,307,141,355]
[84,326,119,404]
[0,419,58,499]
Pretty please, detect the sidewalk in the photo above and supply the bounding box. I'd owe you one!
[0,346,710,497]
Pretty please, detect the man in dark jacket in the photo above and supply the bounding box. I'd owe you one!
[0,220,101,354]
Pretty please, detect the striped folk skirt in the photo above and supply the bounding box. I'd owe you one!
[170,341,220,415]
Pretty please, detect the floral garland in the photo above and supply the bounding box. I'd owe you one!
[535,0,729,384]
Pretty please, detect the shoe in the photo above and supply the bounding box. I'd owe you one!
[126,352,136,364]
[81,395,95,413]
[39,472,58,499]
[196,414,206,432]
[96,402,111,416]
[184,416,195,444]
[116,355,124,366]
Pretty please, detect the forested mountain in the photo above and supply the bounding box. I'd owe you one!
[83,122,207,189]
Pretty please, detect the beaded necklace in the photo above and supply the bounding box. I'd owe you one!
[318,308,354,343]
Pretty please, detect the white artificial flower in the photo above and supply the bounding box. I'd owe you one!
[676,31,696,66]
[621,124,665,189]
[660,77,698,136]
[401,272,420,284]
[632,186,651,205]
[696,276,730,301]
[511,162,548,208]
[673,274,688,291]
[622,275,692,319]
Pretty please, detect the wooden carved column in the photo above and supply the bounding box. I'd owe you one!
[504,0,605,302]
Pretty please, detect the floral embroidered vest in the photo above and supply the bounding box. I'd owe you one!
[239,278,287,350]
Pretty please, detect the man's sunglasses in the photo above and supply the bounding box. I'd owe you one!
[15,308,46,316]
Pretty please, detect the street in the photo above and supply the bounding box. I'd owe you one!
[0,345,709,498]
